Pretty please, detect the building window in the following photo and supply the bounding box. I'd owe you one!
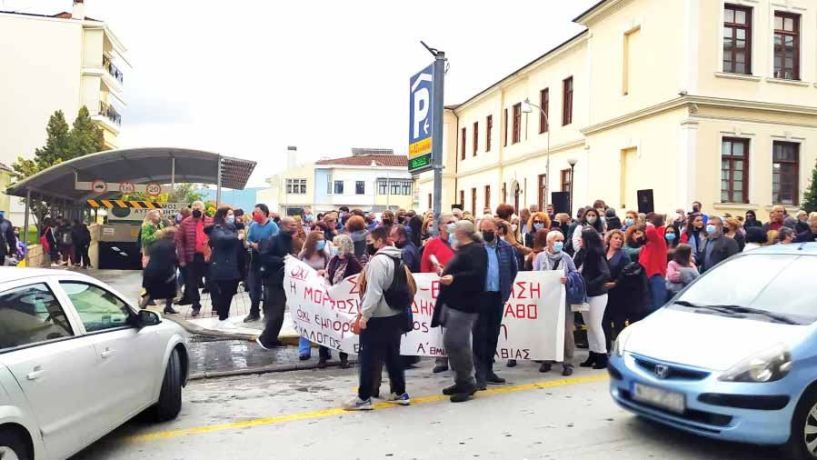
[721,138,749,203]
[773,141,800,205]
[774,12,800,80]
[501,182,507,204]
[723,5,752,74]
[333,180,344,195]
[459,190,465,209]
[471,188,477,216]
[503,109,508,147]
[512,103,521,144]
[461,127,467,160]
[377,179,412,196]
[486,115,493,152]
[539,88,549,133]
[562,77,573,126]
[472,121,479,156]
[538,174,548,211]
[484,185,491,211]
[560,169,572,193]
[355,181,365,195]
[428,194,432,210]
[286,179,307,194]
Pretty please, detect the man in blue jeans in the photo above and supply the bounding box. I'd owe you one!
[244,204,279,322]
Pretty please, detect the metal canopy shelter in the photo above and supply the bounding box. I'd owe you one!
[6,147,257,238]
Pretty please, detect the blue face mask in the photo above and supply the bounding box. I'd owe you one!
[330,247,338,258]
[226,216,235,225]
[316,240,326,251]
[446,223,457,234]
[448,233,456,246]
[706,224,717,236]
[534,223,545,231]
[553,241,564,253]
[625,218,634,226]
[665,233,676,242]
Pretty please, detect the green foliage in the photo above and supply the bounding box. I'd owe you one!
[122,183,208,205]
[11,107,107,231]
[803,158,817,213]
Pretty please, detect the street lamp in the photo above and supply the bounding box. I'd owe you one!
[521,97,550,211]
[568,158,578,216]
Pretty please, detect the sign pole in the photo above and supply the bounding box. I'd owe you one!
[431,50,445,233]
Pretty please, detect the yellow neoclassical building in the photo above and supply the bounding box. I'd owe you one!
[417,0,817,219]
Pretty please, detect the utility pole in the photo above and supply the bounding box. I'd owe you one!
[422,41,446,234]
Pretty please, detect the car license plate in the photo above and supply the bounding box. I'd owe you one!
[632,382,685,414]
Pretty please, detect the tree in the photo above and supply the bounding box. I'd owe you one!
[803,158,817,213]
[122,183,208,204]
[11,107,106,233]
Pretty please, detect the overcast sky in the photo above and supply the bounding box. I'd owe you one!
[5,0,597,186]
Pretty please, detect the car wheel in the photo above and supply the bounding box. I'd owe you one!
[0,428,30,460]
[787,389,817,460]
[152,349,183,422]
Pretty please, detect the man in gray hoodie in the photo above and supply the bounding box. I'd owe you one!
[343,226,410,411]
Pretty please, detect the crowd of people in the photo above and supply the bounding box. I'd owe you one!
[132,197,817,409]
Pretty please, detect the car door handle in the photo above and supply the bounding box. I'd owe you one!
[27,368,46,381]
[100,348,115,359]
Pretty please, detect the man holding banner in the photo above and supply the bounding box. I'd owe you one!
[343,227,411,411]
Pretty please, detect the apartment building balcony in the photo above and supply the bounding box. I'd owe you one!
[103,56,124,84]
[93,101,121,133]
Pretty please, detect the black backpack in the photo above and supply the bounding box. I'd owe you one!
[382,256,414,333]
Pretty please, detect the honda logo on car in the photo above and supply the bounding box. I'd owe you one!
[654,364,670,379]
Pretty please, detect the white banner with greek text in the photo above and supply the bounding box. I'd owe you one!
[285,256,565,361]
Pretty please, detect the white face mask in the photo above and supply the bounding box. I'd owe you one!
[511,224,518,232]
[587,216,597,224]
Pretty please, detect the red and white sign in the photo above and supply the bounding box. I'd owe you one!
[118,181,135,194]
[91,179,107,194]
[145,182,162,196]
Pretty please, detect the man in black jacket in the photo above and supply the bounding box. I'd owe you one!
[796,214,817,242]
[0,212,16,264]
[701,216,740,272]
[433,220,488,403]
[256,217,296,349]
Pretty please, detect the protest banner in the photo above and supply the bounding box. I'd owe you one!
[285,256,566,361]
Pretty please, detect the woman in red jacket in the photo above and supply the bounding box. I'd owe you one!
[639,213,669,313]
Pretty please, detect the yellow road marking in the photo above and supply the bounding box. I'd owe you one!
[126,373,608,443]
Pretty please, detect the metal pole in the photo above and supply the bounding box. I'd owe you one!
[215,155,222,207]
[23,190,30,245]
[431,50,445,231]
[171,157,176,199]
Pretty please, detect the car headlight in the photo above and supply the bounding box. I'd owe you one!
[613,327,634,357]
[719,345,792,383]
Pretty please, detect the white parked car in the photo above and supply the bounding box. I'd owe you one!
[0,269,189,460]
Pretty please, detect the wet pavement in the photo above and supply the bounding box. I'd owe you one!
[187,337,353,379]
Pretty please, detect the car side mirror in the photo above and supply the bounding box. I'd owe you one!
[136,309,161,328]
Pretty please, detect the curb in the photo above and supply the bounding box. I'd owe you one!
[162,315,300,346]
[188,360,358,381]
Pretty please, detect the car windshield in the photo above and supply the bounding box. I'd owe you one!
[672,254,817,325]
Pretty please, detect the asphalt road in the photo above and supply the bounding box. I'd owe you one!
[71,358,784,460]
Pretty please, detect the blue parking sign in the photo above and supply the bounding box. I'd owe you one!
[408,64,434,174]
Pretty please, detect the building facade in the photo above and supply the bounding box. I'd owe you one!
[0,0,127,165]
[417,0,817,219]
[266,148,413,216]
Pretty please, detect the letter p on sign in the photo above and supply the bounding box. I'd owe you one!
[412,87,429,138]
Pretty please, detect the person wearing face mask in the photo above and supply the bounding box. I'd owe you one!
[623,224,646,262]
[701,216,739,273]
[572,228,611,370]
[496,220,529,270]
[431,221,488,403]
[532,230,578,375]
[204,206,243,328]
[319,234,361,369]
[621,210,638,231]
[343,227,411,410]
[524,212,551,249]
[419,213,457,373]
[243,204,279,323]
[472,218,518,389]
[256,218,298,350]
[297,231,331,360]
[571,208,604,253]
[681,212,706,264]
[176,201,214,316]
[390,225,420,273]
[663,223,681,260]
[639,213,669,312]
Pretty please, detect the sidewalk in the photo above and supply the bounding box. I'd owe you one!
[86,268,300,344]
